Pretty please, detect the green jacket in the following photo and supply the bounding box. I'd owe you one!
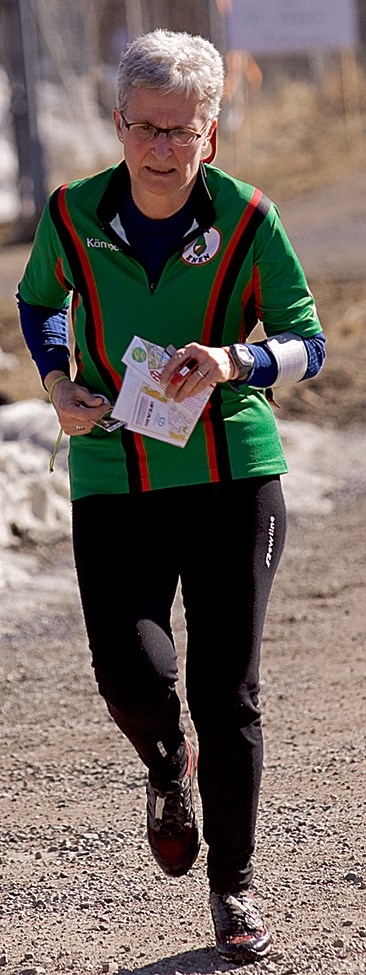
[19,161,322,498]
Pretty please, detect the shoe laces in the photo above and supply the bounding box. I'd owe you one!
[214,892,264,935]
[150,773,194,838]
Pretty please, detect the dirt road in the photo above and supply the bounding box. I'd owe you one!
[1,481,365,975]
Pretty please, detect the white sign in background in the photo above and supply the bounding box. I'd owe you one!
[225,0,358,53]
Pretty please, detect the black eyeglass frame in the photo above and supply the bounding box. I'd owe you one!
[120,112,209,146]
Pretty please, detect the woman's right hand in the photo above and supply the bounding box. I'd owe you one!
[45,372,111,436]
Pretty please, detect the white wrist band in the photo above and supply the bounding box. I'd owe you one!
[267,332,308,386]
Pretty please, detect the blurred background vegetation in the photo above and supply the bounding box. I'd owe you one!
[1,0,366,241]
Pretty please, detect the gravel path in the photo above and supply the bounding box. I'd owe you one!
[1,485,365,975]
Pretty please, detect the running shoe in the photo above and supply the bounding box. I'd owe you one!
[210,889,271,962]
[146,738,200,877]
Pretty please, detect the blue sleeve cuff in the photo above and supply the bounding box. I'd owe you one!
[232,332,326,388]
[17,294,71,383]
[302,333,326,380]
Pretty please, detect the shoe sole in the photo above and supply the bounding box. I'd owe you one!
[216,936,271,962]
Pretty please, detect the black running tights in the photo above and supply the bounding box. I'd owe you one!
[72,476,287,892]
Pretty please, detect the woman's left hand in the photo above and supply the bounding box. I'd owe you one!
[160,343,234,402]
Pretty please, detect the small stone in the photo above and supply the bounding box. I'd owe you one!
[333,938,345,948]
[0,954,8,967]
[20,969,46,975]
[345,870,362,883]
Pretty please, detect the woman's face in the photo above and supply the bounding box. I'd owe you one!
[113,88,216,217]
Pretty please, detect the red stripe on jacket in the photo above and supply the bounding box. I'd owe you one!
[58,186,152,491]
[200,187,264,479]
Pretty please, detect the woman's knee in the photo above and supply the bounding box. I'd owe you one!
[92,617,179,705]
[189,683,261,734]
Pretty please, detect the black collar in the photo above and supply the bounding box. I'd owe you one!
[97,160,216,248]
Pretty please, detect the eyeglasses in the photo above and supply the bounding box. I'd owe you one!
[120,113,209,147]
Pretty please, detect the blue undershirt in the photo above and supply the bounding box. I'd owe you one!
[121,193,195,286]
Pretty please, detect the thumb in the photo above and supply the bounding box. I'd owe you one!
[78,389,110,409]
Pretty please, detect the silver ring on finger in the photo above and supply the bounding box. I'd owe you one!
[196,369,206,380]
[75,425,85,431]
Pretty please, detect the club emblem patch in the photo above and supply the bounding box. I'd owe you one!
[181,227,221,265]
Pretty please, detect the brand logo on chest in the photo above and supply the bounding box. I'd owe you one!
[87,237,121,251]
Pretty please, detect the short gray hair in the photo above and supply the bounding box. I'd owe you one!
[116,28,225,122]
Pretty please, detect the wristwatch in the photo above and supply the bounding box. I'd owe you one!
[228,343,255,382]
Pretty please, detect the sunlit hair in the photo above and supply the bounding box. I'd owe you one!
[116,28,225,122]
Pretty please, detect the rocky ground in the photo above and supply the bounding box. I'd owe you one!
[0,488,365,975]
[1,78,366,975]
